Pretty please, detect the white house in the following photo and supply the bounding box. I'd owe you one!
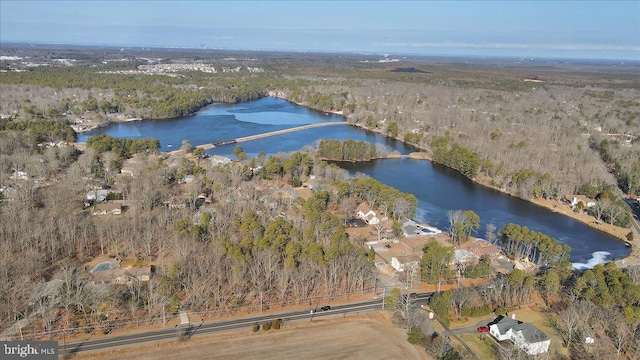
[489,316,551,355]
[210,155,231,167]
[356,202,380,225]
[453,249,478,266]
[391,254,421,272]
[511,323,551,355]
[567,195,596,209]
[490,316,519,341]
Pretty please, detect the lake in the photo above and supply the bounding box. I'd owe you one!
[79,97,631,264]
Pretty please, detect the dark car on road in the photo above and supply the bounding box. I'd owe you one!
[320,305,331,311]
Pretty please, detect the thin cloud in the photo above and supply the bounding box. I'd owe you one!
[376,42,640,52]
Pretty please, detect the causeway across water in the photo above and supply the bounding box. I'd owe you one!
[195,121,348,150]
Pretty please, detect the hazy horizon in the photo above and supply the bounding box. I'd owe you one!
[1,1,639,61]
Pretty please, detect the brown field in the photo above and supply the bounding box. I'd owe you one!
[75,312,430,360]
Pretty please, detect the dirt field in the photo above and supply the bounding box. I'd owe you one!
[75,312,430,360]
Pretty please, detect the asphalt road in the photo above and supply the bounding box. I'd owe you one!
[60,295,433,356]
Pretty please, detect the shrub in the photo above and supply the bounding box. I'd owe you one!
[407,327,425,344]
[272,319,281,330]
[495,307,508,316]
[461,305,492,317]
[263,322,271,331]
[252,324,260,332]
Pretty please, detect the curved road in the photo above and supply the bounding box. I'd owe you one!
[61,295,427,356]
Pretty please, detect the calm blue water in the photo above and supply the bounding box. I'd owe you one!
[341,159,630,263]
[79,98,415,155]
[79,97,630,263]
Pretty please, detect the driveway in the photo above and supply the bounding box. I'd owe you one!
[450,318,493,335]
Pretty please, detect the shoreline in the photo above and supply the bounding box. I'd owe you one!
[82,95,635,264]
[72,116,143,133]
[278,95,634,252]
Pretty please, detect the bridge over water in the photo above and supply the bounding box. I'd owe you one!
[195,121,348,151]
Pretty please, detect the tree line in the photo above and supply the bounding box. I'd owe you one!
[498,223,571,265]
[333,176,418,220]
[317,139,377,161]
[0,118,76,144]
[86,134,160,158]
[430,135,487,179]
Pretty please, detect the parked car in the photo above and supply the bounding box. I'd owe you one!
[320,305,331,311]
[477,326,489,333]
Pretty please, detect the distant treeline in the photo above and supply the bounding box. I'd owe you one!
[0,67,311,120]
[86,134,160,158]
[317,139,377,161]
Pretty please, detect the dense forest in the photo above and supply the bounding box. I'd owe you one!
[86,134,160,158]
[317,139,377,161]
[0,119,76,144]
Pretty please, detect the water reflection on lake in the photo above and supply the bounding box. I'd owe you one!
[79,97,630,263]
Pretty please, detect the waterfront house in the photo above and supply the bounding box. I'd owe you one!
[566,194,596,209]
[210,155,232,167]
[356,202,380,225]
[468,240,502,259]
[453,249,478,266]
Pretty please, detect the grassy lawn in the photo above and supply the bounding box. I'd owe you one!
[459,333,497,360]
[447,314,495,330]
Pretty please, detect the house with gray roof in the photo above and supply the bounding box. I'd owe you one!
[489,315,550,355]
[490,316,520,341]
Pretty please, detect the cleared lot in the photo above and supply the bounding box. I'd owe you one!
[76,312,430,360]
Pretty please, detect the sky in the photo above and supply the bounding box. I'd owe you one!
[1,1,639,60]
